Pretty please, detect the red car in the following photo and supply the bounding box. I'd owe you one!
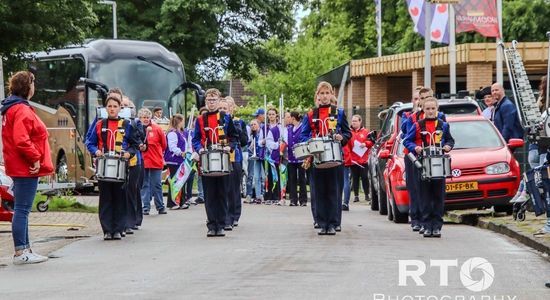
[379,115,523,223]
[0,166,14,222]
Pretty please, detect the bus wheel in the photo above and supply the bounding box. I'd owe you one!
[56,154,69,183]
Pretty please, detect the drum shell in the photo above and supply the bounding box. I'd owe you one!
[293,142,311,160]
[314,140,343,169]
[96,156,127,182]
[422,155,451,179]
[308,138,325,154]
[200,150,232,177]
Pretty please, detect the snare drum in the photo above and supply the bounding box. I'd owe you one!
[293,142,311,160]
[314,140,343,169]
[421,155,451,180]
[308,137,325,154]
[200,150,232,177]
[96,155,127,182]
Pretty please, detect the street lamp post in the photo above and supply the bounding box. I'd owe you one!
[99,0,117,39]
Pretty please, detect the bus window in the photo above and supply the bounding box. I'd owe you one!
[32,59,86,134]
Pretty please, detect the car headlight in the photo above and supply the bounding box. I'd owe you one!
[485,162,510,175]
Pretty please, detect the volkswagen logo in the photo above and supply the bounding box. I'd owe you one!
[451,169,461,177]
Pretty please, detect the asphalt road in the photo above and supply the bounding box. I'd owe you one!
[1,203,549,300]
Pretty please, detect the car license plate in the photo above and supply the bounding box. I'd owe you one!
[446,182,478,193]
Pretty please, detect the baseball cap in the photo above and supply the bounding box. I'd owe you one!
[252,108,265,117]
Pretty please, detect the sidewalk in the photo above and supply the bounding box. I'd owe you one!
[447,209,550,257]
[0,211,101,267]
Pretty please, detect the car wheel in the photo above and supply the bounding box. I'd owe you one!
[369,174,379,211]
[378,182,388,215]
[392,197,409,224]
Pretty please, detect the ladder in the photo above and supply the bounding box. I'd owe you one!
[501,41,546,145]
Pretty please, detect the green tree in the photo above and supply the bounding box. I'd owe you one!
[246,33,350,109]
[0,1,97,58]
[93,0,300,81]
[0,0,97,84]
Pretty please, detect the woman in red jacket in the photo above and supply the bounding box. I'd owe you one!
[1,71,53,265]
[348,115,373,203]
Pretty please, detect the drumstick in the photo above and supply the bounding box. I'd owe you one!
[351,161,365,168]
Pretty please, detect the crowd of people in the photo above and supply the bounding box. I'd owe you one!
[2,67,547,276]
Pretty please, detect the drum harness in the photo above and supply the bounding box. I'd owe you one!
[200,111,227,150]
[309,105,342,167]
[310,105,339,138]
[416,119,448,181]
[97,118,131,185]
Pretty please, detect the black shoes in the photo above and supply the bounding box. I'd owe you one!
[158,208,167,215]
[545,282,550,288]
[432,229,441,238]
[131,226,140,230]
[412,225,421,232]
[342,204,349,211]
[423,230,432,238]
[335,225,341,232]
[300,202,307,207]
[326,227,336,235]
[224,225,233,231]
[195,197,205,204]
[314,223,320,229]
[233,221,239,227]
[112,232,122,240]
[207,229,216,237]
[353,196,360,203]
[216,229,226,237]
[318,228,327,235]
[419,227,425,235]
[142,210,150,215]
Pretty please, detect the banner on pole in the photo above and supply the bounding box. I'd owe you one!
[407,0,450,44]
[455,0,500,38]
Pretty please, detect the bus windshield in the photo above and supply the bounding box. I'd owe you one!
[88,58,184,118]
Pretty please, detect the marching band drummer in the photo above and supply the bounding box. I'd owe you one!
[85,95,135,241]
[403,97,454,238]
[400,87,445,232]
[286,111,308,207]
[192,88,238,237]
[218,97,248,230]
[400,87,423,232]
[300,81,351,235]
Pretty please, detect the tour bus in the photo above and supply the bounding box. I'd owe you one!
[26,39,201,190]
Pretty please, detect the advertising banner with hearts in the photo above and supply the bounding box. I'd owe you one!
[455,0,500,38]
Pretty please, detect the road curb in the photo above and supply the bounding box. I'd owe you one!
[476,218,550,256]
[447,210,550,257]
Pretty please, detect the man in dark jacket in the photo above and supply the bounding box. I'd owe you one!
[491,83,523,142]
